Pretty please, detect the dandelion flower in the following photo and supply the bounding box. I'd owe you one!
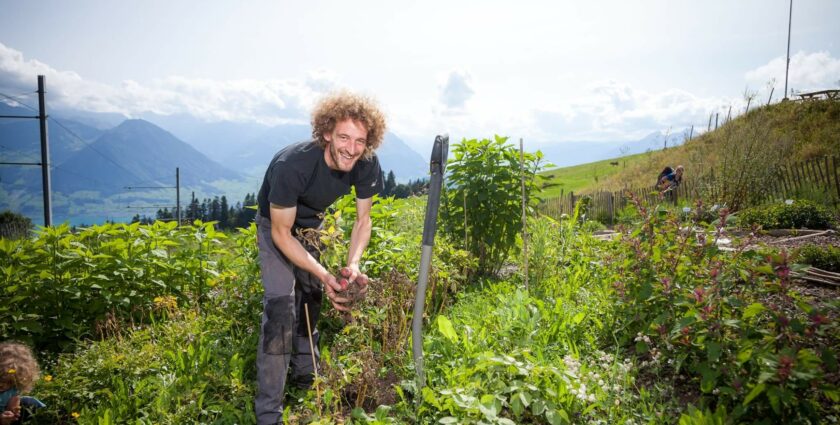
[72,412,81,418]
[44,374,53,382]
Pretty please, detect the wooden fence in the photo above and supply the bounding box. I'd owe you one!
[539,155,840,224]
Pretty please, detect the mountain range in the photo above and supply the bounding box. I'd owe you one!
[0,102,429,224]
[537,130,690,169]
[2,100,691,225]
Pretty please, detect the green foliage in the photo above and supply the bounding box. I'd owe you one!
[441,135,548,276]
[0,220,231,351]
[689,107,795,210]
[32,312,259,424]
[737,199,836,229]
[606,195,838,422]
[795,244,840,272]
[10,175,838,423]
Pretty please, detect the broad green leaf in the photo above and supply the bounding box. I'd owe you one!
[742,302,765,320]
[742,383,765,406]
[436,315,459,343]
[707,341,721,362]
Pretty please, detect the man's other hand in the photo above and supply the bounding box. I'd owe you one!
[320,271,351,312]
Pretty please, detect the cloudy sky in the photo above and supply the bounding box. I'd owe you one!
[1,0,838,153]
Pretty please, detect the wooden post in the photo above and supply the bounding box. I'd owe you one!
[793,160,803,192]
[824,156,833,199]
[782,165,792,196]
[570,191,575,215]
[813,158,827,189]
[519,138,528,290]
[833,156,840,202]
[463,191,468,249]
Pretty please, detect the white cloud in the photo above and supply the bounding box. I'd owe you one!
[527,80,735,144]
[745,51,840,94]
[439,70,474,109]
[0,42,337,125]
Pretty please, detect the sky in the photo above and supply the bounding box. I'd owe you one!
[1,0,838,154]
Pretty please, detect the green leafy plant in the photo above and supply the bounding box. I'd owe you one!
[737,199,835,229]
[0,220,232,351]
[441,135,548,276]
[606,194,838,422]
[795,244,840,272]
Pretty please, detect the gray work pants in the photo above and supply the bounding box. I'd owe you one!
[254,214,323,425]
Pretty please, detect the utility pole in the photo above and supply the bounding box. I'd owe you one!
[38,76,52,226]
[784,0,793,100]
[176,167,181,227]
[124,167,180,225]
[0,75,52,226]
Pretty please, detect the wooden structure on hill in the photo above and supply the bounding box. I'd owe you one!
[796,89,840,101]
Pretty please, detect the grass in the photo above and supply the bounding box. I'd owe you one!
[539,151,651,197]
[539,99,840,198]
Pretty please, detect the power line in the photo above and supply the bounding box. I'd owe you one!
[1,90,140,190]
[125,185,176,190]
[0,92,38,111]
[47,115,141,180]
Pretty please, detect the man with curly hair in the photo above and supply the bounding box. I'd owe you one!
[254,91,386,423]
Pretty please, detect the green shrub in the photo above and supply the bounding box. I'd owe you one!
[737,199,835,229]
[441,135,548,276]
[606,196,838,423]
[0,220,233,352]
[795,244,840,272]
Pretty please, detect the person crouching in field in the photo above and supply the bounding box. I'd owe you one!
[0,342,45,424]
[254,91,386,424]
[657,165,684,191]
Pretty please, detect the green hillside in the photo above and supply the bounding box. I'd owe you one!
[540,99,840,196]
[539,152,648,197]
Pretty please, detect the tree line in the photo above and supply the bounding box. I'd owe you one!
[131,170,428,230]
[132,192,258,230]
[382,170,429,198]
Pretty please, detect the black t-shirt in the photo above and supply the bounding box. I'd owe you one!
[257,140,383,229]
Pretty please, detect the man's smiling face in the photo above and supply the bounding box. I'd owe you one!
[323,118,368,172]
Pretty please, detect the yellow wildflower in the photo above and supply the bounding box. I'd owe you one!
[6,368,15,374]
[44,374,53,382]
[71,412,80,418]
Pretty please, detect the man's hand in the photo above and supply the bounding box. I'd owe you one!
[320,270,351,312]
[341,265,369,298]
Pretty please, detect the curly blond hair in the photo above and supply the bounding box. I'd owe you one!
[311,91,387,160]
[0,342,40,393]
